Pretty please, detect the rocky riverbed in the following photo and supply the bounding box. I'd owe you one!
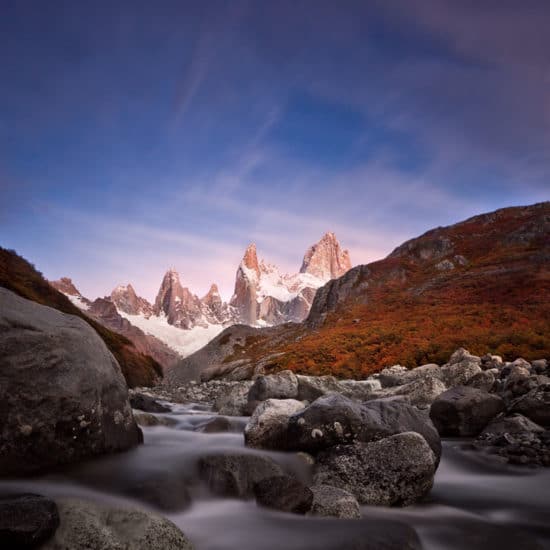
[2,395,550,549]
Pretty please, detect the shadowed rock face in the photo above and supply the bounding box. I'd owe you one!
[0,288,142,475]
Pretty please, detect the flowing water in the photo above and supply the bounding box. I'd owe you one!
[2,402,550,550]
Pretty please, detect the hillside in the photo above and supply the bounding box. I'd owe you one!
[0,247,163,387]
[168,202,550,383]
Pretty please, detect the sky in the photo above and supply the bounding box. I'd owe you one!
[1,0,549,302]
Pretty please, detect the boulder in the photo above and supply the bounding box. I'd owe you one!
[389,376,447,408]
[441,358,482,387]
[214,382,253,416]
[481,414,544,437]
[287,394,364,452]
[430,386,505,436]
[379,365,409,387]
[297,375,342,401]
[465,371,496,393]
[244,399,305,449]
[287,395,442,462]
[0,288,141,475]
[198,453,284,498]
[314,433,436,506]
[129,392,171,413]
[359,399,442,463]
[0,494,59,548]
[253,475,313,514]
[339,379,382,400]
[41,498,193,550]
[509,384,550,427]
[309,484,361,519]
[247,370,299,411]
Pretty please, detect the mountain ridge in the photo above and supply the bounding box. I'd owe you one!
[166,201,550,384]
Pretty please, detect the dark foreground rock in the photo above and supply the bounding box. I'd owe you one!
[0,288,141,475]
[314,432,436,506]
[253,475,313,514]
[430,386,505,436]
[198,453,284,498]
[41,498,193,550]
[0,494,59,548]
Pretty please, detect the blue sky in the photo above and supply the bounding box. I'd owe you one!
[1,0,549,301]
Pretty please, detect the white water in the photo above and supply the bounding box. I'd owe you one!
[2,402,549,550]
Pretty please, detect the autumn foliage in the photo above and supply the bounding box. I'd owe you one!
[254,203,550,377]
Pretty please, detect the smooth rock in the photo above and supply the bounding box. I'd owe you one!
[430,386,505,436]
[253,475,313,514]
[198,453,284,498]
[309,484,361,519]
[41,498,193,550]
[314,433,436,506]
[0,288,141,475]
[0,494,59,548]
[244,399,305,450]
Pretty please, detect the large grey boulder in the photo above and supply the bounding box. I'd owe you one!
[430,386,505,436]
[0,494,59,548]
[309,484,361,519]
[244,399,305,449]
[359,399,442,463]
[41,498,193,550]
[287,394,364,452]
[0,288,141,475]
[214,381,253,416]
[247,370,299,412]
[198,453,284,498]
[297,374,342,401]
[314,433,436,506]
[287,395,442,462]
[509,384,550,427]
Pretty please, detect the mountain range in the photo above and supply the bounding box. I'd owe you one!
[49,232,352,368]
[167,202,550,384]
